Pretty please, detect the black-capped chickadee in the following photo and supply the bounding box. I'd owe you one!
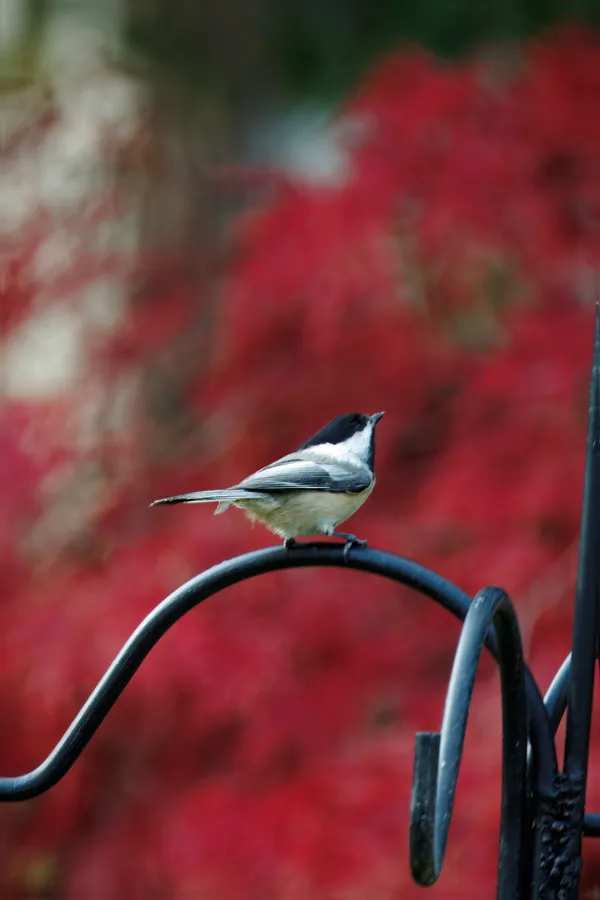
[151,412,384,554]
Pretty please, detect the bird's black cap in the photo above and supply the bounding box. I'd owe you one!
[298,411,384,451]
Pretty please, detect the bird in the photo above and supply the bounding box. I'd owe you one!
[151,411,384,555]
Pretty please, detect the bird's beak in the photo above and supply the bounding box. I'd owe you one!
[370,411,385,425]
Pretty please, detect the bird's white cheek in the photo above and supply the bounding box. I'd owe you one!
[330,425,373,462]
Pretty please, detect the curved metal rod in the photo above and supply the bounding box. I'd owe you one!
[544,654,570,735]
[0,543,556,802]
[584,813,600,836]
[525,666,557,799]
[543,655,600,836]
[409,587,529,900]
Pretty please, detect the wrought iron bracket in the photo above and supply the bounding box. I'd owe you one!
[410,586,528,898]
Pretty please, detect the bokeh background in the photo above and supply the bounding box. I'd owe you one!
[3,1,600,897]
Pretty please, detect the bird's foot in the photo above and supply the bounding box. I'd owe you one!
[331,531,368,561]
[284,537,297,550]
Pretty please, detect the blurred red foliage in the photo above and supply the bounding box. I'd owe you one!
[2,25,600,900]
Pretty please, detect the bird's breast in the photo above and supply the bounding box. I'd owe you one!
[236,486,373,538]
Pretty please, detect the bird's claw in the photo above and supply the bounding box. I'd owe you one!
[343,538,367,560]
[329,531,367,561]
[284,534,367,559]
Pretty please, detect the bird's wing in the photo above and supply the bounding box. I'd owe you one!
[237,454,371,494]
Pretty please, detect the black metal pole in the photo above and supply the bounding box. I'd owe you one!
[560,305,600,893]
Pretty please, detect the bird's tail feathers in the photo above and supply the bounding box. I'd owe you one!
[150,489,271,508]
